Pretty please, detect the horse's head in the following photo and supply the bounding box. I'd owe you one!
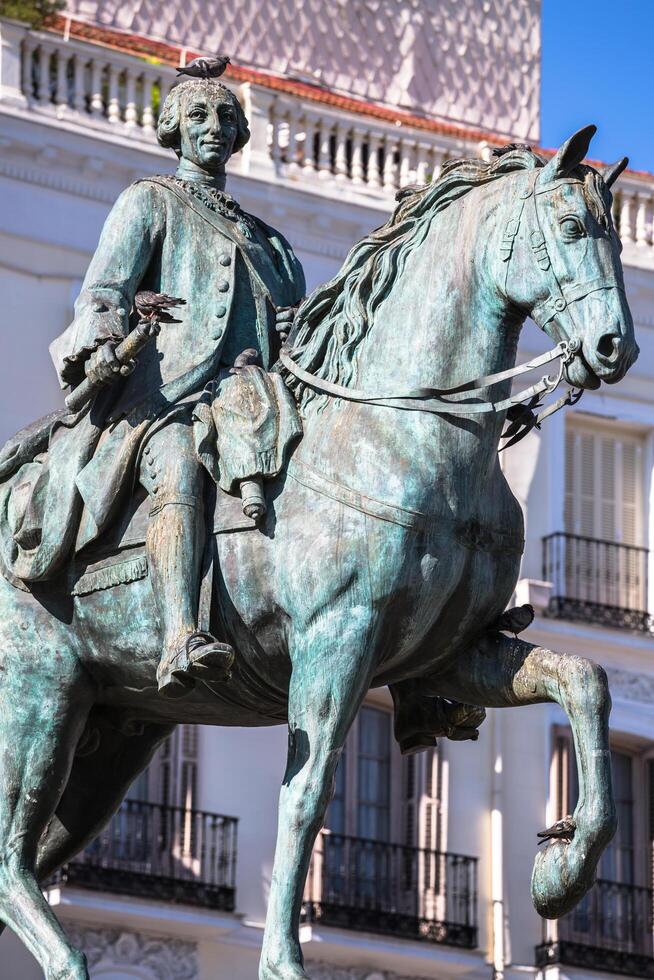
[500,126,638,390]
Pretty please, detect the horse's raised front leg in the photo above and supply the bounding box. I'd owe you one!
[0,645,94,979]
[259,608,376,980]
[437,633,617,918]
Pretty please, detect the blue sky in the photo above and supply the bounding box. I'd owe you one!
[541,0,654,173]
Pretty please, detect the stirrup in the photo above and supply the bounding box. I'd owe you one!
[157,630,235,700]
[185,630,235,677]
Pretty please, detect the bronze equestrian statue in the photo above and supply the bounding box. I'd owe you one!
[0,71,639,980]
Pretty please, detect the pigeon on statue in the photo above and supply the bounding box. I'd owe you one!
[176,56,231,79]
[491,603,535,637]
[537,816,576,845]
[134,291,186,324]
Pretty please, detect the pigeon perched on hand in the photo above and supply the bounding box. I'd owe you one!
[537,816,576,845]
[176,56,231,79]
[134,291,186,324]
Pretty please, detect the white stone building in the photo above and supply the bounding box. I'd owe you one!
[0,1,653,978]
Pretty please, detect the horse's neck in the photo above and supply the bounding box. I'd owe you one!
[354,193,517,396]
[297,184,523,513]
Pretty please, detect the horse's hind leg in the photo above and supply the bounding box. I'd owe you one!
[0,648,94,979]
[436,633,616,918]
[36,714,173,882]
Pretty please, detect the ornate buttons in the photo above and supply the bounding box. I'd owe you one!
[217,280,230,293]
[219,253,231,266]
[554,297,566,312]
[215,305,227,317]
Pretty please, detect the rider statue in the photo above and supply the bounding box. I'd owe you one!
[8,78,305,697]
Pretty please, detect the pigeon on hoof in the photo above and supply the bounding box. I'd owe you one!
[537,816,576,845]
[176,56,231,79]
[134,291,186,326]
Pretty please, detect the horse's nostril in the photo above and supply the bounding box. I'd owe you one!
[597,333,620,360]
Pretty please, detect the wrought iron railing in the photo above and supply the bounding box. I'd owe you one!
[543,532,651,631]
[302,831,478,948]
[50,799,238,911]
[536,879,654,978]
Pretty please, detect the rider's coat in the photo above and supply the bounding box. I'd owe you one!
[1,178,305,580]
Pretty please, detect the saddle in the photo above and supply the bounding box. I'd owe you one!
[0,362,302,598]
[66,483,258,599]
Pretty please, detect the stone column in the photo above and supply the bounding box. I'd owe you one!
[0,18,28,107]
[239,81,277,179]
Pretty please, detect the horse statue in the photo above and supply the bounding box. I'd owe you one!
[0,125,639,980]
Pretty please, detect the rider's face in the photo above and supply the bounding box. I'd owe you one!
[178,93,238,173]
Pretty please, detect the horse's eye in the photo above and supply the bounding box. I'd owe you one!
[560,216,585,240]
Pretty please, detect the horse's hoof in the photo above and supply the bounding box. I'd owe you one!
[531,837,593,919]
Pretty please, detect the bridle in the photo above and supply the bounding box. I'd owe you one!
[281,167,622,448]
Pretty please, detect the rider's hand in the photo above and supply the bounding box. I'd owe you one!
[85,342,122,385]
[275,305,298,343]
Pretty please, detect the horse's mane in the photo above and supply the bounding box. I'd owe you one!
[282,143,615,412]
[281,144,549,410]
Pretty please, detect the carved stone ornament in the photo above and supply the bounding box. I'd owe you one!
[65,926,198,980]
[306,964,414,980]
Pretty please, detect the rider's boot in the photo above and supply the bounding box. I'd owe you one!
[146,497,234,700]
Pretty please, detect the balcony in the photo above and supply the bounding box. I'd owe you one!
[302,831,478,949]
[542,532,651,632]
[536,879,654,978]
[2,17,654,241]
[49,799,238,911]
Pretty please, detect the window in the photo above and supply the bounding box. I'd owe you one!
[131,724,199,810]
[326,704,394,841]
[565,421,644,546]
[556,420,647,616]
[357,706,391,840]
[550,731,653,957]
[553,735,638,884]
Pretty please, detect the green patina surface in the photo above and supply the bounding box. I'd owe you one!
[0,79,640,980]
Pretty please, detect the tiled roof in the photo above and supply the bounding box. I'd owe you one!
[60,0,540,141]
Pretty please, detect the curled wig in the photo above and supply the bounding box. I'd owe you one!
[157,79,250,155]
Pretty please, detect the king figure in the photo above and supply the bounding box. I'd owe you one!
[38,79,305,696]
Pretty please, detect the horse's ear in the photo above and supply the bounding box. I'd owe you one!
[601,157,629,188]
[541,125,597,182]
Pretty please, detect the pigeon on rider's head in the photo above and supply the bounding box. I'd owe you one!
[176,56,231,79]
[134,291,186,323]
[537,816,576,845]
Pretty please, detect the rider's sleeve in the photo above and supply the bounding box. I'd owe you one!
[50,181,164,389]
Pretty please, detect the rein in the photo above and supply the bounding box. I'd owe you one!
[280,340,575,417]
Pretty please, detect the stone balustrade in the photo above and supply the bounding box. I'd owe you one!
[612,184,654,249]
[6,22,177,141]
[0,20,471,201]
[267,95,454,195]
[1,17,654,247]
